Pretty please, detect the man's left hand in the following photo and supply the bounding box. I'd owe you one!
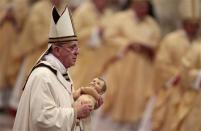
[94,97,103,110]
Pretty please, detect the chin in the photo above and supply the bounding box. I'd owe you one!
[65,62,75,68]
[70,62,76,67]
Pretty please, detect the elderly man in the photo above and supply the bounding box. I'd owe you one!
[12,2,101,131]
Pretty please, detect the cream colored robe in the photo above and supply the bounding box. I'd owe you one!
[102,9,161,123]
[12,61,79,131]
[70,1,114,89]
[0,0,35,88]
[179,42,201,131]
[8,0,52,109]
[0,23,18,88]
[152,30,199,131]
[11,0,51,86]
[0,0,8,18]
[0,0,14,88]
[13,0,31,29]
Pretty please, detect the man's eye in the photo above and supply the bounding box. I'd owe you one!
[68,47,73,50]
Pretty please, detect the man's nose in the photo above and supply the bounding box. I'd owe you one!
[75,47,79,55]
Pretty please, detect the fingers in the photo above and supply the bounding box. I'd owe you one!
[74,100,94,119]
[94,96,104,110]
[78,103,93,119]
[82,104,93,113]
[98,97,104,106]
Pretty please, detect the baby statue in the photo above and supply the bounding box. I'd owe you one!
[73,77,107,109]
[73,77,107,130]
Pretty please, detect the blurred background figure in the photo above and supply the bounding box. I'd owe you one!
[179,41,201,131]
[93,0,161,131]
[0,0,10,112]
[8,0,53,116]
[0,0,39,130]
[0,0,38,112]
[152,0,200,131]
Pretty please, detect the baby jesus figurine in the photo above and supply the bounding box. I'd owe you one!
[73,77,106,130]
[73,77,107,110]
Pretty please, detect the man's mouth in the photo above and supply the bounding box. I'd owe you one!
[73,57,77,60]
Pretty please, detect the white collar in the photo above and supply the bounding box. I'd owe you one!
[44,53,67,74]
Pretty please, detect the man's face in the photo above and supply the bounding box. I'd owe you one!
[51,0,62,7]
[183,19,200,39]
[132,1,149,20]
[54,41,79,68]
[90,78,104,94]
[93,0,107,12]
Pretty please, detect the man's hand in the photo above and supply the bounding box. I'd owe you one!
[73,101,93,119]
[73,88,82,100]
[127,42,155,61]
[94,96,103,110]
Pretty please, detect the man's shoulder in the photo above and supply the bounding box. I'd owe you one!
[145,16,160,28]
[165,30,185,39]
[161,30,184,45]
[30,63,57,79]
[23,65,57,91]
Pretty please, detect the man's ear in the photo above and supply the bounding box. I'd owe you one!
[52,46,60,57]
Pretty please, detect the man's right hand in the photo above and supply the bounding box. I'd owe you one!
[73,101,93,119]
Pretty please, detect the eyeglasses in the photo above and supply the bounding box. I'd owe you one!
[57,43,79,52]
